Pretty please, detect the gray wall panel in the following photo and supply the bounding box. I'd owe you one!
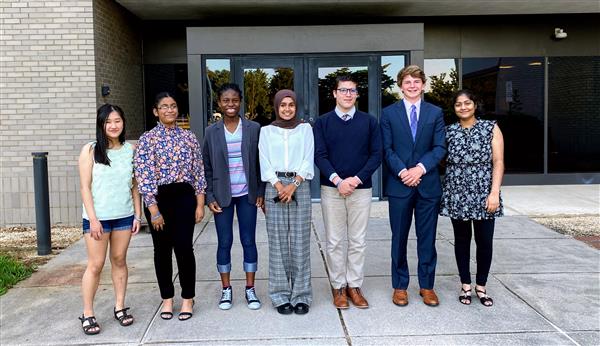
[187,24,424,55]
[425,20,600,58]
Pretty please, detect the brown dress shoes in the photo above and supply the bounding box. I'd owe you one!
[392,289,409,306]
[332,287,349,309]
[346,287,369,309]
[419,288,440,306]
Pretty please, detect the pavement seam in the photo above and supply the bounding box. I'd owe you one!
[312,220,353,346]
[494,274,582,346]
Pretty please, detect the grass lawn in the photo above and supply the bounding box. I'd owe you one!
[0,254,35,296]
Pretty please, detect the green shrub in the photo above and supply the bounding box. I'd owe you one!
[0,254,34,296]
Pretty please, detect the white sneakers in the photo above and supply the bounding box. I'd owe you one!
[218,286,262,310]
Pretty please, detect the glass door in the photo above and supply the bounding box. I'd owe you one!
[234,57,304,126]
[308,56,382,199]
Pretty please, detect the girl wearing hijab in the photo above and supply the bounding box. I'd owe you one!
[258,89,314,315]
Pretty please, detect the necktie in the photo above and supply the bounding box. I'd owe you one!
[342,113,350,121]
[410,105,418,141]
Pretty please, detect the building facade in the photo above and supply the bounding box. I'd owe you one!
[1,0,598,225]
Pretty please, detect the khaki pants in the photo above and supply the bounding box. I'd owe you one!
[321,186,372,289]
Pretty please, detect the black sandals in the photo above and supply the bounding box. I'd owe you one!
[475,288,494,307]
[113,307,134,326]
[459,286,472,305]
[178,299,195,321]
[79,315,100,335]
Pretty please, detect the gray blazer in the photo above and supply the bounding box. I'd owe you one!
[202,117,265,208]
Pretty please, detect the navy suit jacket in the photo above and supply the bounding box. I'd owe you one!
[380,100,447,199]
[202,117,265,208]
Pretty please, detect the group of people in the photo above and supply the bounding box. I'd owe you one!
[77,64,504,335]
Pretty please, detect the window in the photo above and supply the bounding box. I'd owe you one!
[205,59,231,125]
[424,59,459,124]
[463,57,545,173]
[548,56,600,172]
[144,64,189,130]
[381,55,406,108]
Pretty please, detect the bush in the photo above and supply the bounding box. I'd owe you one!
[0,254,34,296]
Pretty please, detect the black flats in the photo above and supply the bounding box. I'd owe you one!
[276,302,309,315]
[276,303,294,315]
[293,303,309,315]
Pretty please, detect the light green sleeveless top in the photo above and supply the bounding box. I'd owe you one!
[82,142,134,220]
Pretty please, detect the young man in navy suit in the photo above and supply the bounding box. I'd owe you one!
[380,65,446,307]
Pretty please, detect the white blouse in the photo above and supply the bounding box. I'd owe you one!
[258,123,314,186]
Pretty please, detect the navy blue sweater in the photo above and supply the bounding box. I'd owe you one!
[313,110,383,188]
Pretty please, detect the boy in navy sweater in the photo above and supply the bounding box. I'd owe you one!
[313,75,382,309]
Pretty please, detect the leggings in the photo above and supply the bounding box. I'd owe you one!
[145,182,197,299]
[451,218,495,286]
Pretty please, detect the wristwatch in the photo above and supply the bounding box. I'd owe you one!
[293,179,301,187]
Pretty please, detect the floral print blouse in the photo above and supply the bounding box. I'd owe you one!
[134,123,206,206]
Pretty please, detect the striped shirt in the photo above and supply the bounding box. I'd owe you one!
[225,120,248,197]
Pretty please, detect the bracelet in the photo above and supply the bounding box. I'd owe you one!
[134,216,142,222]
[151,212,162,221]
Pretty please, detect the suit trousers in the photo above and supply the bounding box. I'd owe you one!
[321,186,372,289]
[389,191,440,290]
[145,183,197,299]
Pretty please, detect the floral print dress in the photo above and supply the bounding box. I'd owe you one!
[440,119,503,220]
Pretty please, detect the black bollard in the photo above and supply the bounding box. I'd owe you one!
[31,152,51,255]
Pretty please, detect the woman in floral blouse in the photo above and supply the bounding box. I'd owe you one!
[440,89,504,307]
[134,92,206,321]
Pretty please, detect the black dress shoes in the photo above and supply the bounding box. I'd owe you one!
[276,303,293,315]
[293,303,309,315]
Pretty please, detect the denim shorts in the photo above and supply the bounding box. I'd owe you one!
[82,215,134,234]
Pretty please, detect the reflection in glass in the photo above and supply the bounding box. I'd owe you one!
[424,59,459,124]
[243,67,293,126]
[206,59,231,125]
[463,57,544,173]
[144,64,188,130]
[317,66,368,116]
[548,56,600,172]
[381,55,405,108]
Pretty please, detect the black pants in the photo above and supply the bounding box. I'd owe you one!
[145,183,197,299]
[451,218,495,286]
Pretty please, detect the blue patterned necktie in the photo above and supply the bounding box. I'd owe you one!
[410,104,418,141]
[342,113,350,121]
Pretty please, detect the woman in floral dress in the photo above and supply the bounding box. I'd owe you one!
[440,89,504,307]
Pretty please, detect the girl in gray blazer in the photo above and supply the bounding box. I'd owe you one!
[202,83,266,311]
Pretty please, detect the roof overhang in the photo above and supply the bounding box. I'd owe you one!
[116,0,600,20]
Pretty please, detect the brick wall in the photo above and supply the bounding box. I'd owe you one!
[93,0,143,139]
[0,0,96,226]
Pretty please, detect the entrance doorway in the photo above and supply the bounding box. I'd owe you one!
[203,53,408,199]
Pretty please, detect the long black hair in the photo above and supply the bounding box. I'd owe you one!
[94,103,126,166]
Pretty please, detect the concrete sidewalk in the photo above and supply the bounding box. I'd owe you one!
[1,185,598,345]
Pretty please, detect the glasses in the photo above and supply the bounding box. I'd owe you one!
[157,104,178,111]
[336,88,358,95]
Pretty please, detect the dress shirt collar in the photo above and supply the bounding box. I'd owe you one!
[334,106,356,120]
[402,98,422,120]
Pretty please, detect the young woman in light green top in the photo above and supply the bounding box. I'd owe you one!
[78,104,142,335]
